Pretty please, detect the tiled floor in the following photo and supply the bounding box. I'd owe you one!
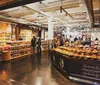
[0,52,80,85]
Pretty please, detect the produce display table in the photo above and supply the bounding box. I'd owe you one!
[51,50,100,84]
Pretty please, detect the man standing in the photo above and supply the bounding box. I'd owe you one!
[37,36,41,56]
[74,36,78,42]
[31,36,36,54]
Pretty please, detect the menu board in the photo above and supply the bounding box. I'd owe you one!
[51,51,100,83]
[65,58,100,82]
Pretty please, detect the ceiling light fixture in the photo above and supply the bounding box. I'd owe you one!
[60,0,74,19]
[39,1,46,7]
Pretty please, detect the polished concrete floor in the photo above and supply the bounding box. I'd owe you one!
[0,52,80,85]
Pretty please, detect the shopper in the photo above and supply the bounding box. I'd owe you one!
[18,36,23,40]
[31,36,36,54]
[37,36,41,56]
[65,37,69,42]
[85,37,91,46]
[53,36,58,48]
[74,36,78,42]
[60,35,65,46]
[94,38,99,45]
[69,35,73,46]
[57,38,60,46]
[62,35,65,45]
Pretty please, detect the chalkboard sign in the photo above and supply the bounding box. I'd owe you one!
[67,59,100,82]
[51,51,100,83]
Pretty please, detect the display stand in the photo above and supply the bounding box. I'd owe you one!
[51,50,100,84]
[3,41,31,61]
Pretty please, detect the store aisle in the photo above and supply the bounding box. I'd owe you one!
[0,52,80,85]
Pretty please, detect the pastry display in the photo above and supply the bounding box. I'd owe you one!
[4,41,31,60]
[53,46,100,60]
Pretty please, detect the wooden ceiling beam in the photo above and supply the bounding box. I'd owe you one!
[68,21,89,24]
[41,3,80,12]
[85,0,94,26]
[0,0,14,5]
[71,12,86,16]
[9,11,34,18]
[73,17,86,20]
[60,6,74,19]
[93,1,99,9]
[0,0,43,10]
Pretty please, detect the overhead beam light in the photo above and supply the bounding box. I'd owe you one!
[60,6,62,13]
[39,1,46,7]
[60,6,74,19]
[37,13,44,17]
[60,0,74,19]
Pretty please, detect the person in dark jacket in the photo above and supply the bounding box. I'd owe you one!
[60,36,64,46]
[31,36,36,54]
[37,37,41,56]
[18,36,23,40]
[74,36,78,42]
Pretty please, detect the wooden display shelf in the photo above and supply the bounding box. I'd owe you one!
[3,51,11,61]
[3,52,31,61]
[2,41,31,61]
[11,53,31,60]
[42,48,48,51]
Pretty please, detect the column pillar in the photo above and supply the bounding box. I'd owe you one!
[48,17,53,51]
[48,17,53,40]
[41,29,45,39]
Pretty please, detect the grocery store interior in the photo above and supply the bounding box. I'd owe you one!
[0,0,100,85]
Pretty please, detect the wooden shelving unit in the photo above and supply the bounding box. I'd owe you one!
[20,29,33,41]
[0,32,11,42]
[3,41,31,61]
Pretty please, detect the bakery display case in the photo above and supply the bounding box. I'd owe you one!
[53,46,99,60]
[51,46,100,84]
[0,23,11,42]
[3,41,31,61]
